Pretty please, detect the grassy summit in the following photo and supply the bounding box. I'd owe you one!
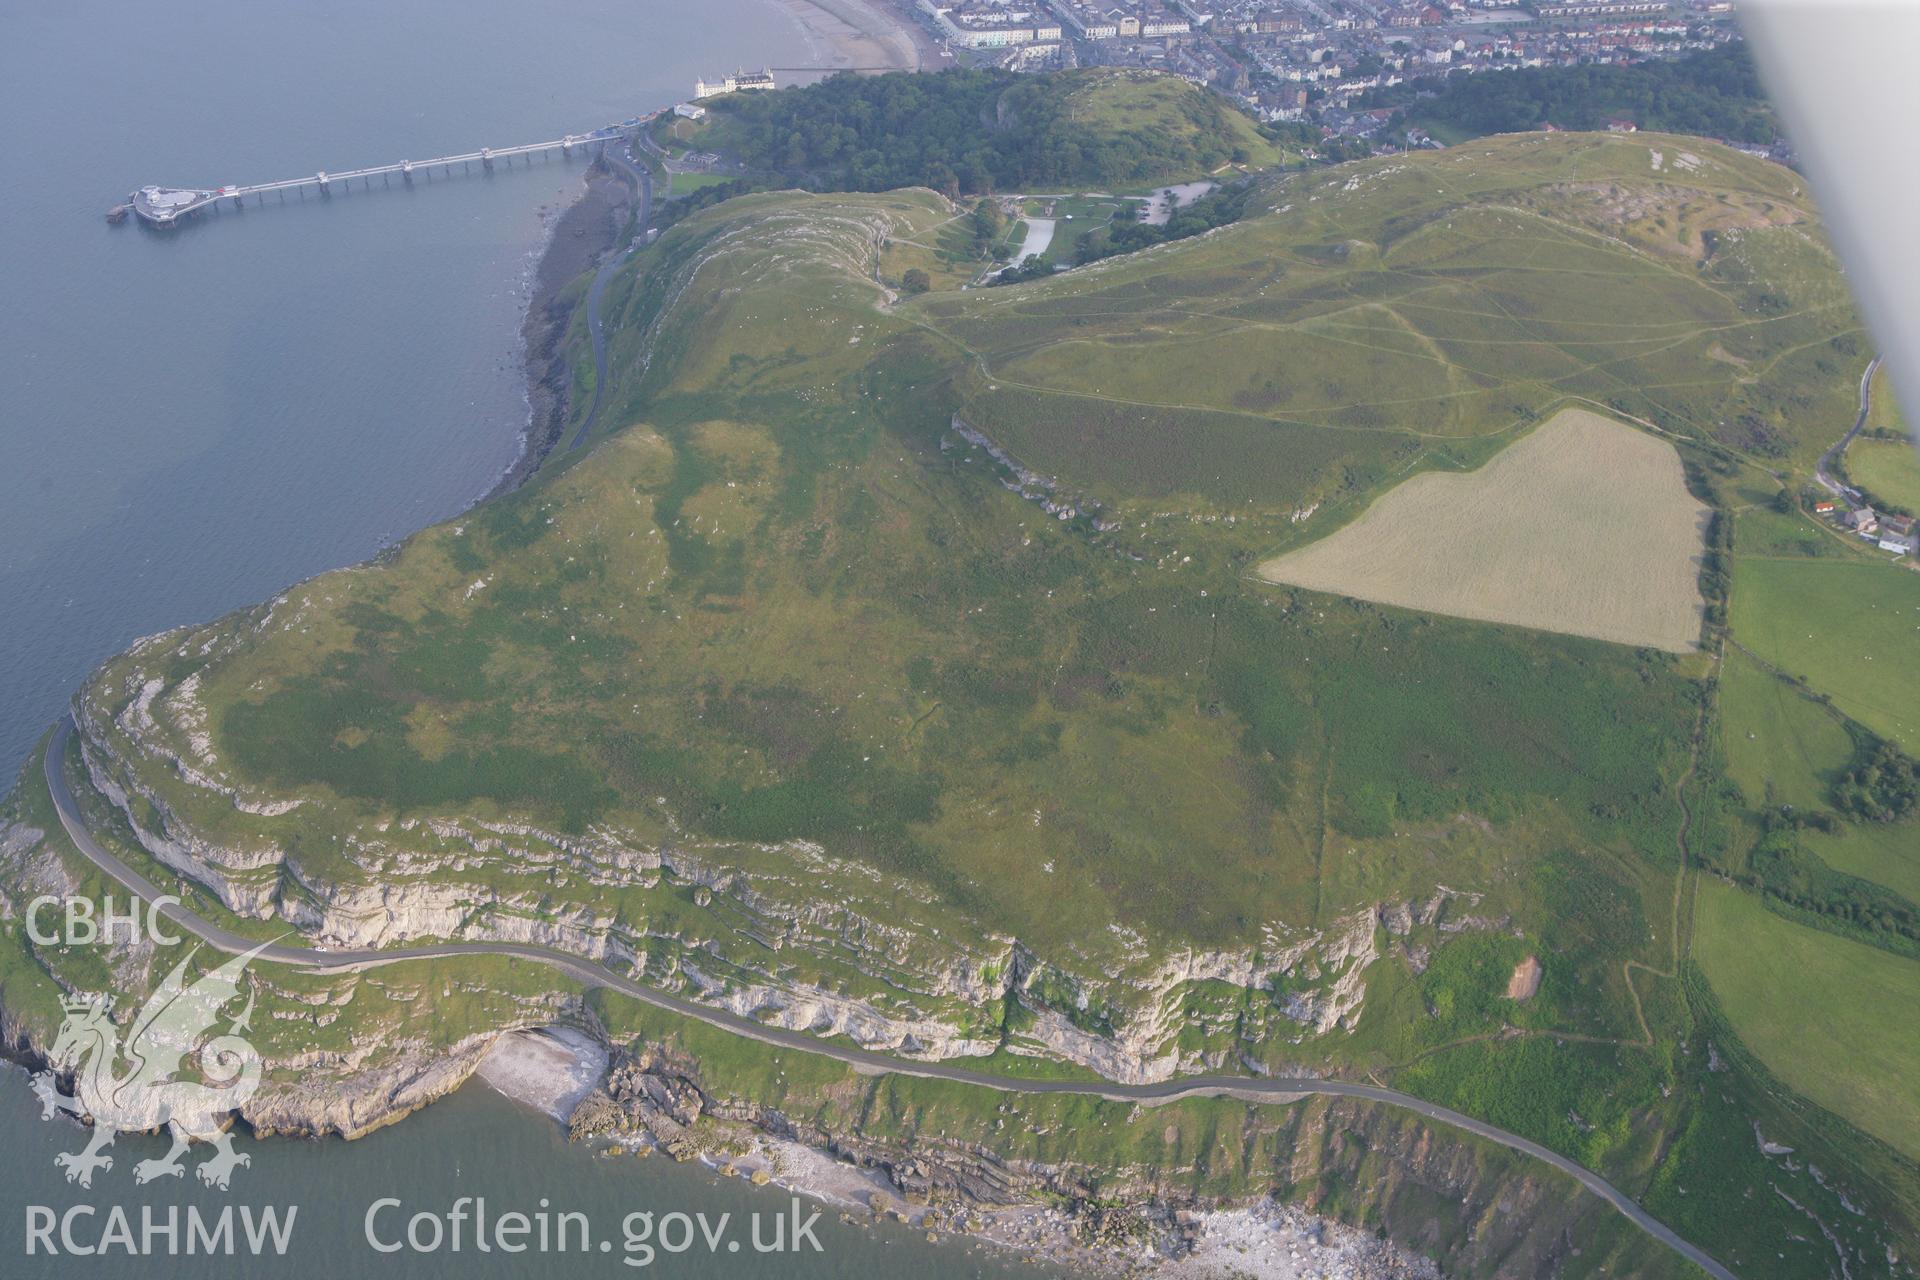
[11,128,1918,1274]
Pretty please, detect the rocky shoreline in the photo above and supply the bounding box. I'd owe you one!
[488,151,635,498]
[547,1028,1440,1280]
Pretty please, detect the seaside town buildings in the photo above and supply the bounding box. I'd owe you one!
[903,0,1748,152]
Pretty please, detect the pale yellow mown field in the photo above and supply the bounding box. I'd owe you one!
[1257,409,1708,651]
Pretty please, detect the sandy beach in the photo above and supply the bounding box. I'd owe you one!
[769,0,940,75]
[476,1027,611,1120]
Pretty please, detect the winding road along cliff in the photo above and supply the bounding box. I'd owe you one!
[40,716,1737,1279]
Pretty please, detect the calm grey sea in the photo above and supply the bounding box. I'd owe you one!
[0,1065,1049,1278]
[0,0,828,770]
[0,2,1054,1275]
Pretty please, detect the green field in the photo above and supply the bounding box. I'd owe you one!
[1730,557,1920,751]
[1713,513,1920,977]
[1715,640,1920,902]
[1017,194,1129,262]
[92,140,1805,966]
[1733,503,1861,561]
[664,171,736,197]
[1695,879,1920,1160]
[1847,438,1920,512]
[1718,648,1854,812]
[1802,820,1920,905]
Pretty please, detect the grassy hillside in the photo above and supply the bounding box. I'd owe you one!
[908,130,1865,507]
[10,131,1916,1276]
[89,157,1746,963]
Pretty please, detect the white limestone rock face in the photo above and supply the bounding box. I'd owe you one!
[56,640,1504,1089]
[244,1033,500,1140]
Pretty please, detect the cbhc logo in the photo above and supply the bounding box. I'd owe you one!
[27,895,184,947]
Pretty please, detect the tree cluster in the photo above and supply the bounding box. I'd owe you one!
[1073,184,1248,265]
[1745,824,1920,959]
[987,184,1251,287]
[1358,44,1776,144]
[704,69,1249,195]
[1834,739,1920,823]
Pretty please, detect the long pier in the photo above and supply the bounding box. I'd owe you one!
[113,126,628,227]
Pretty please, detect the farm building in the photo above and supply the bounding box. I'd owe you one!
[1814,500,1837,515]
[1847,507,1879,534]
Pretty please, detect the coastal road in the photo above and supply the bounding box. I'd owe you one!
[1814,353,1882,500]
[41,716,1736,1280]
[567,137,653,451]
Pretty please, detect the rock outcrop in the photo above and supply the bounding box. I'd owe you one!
[244,1034,497,1140]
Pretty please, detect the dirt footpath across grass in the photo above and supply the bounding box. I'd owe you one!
[1257,408,1710,652]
